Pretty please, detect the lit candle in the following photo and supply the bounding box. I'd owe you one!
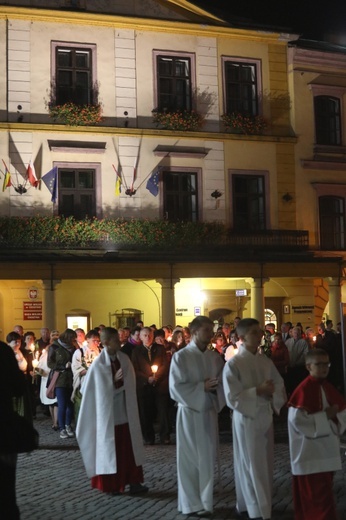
[32,358,39,383]
[313,335,316,342]
[151,364,158,377]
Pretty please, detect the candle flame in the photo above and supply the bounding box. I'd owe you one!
[151,364,158,374]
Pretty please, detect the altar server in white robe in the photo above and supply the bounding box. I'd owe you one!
[76,327,148,494]
[223,318,286,520]
[169,316,225,518]
[287,348,346,520]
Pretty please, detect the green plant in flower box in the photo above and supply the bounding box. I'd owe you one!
[152,108,203,131]
[221,112,267,135]
[48,102,103,126]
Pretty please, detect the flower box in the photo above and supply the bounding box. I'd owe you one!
[221,112,267,135]
[152,108,203,131]
[48,102,103,126]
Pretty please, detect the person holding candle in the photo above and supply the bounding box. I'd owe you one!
[169,316,225,517]
[132,327,171,445]
[76,327,148,494]
[21,331,39,419]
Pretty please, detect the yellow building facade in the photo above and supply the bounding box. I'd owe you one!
[0,1,344,338]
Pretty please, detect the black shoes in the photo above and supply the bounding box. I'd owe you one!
[129,484,149,494]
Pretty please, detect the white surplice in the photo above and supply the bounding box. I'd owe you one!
[76,349,144,478]
[288,388,346,475]
[223,346,286,519]
[169,341,225,515]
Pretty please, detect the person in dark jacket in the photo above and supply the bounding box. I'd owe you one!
[0,341,26,520]
[131,327,170,445]
[48,328,77,439]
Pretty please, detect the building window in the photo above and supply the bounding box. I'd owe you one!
[51,42,97,106]
[56,47,92,105]
[319,196,345,249]
[223,58,261,116]
[154,52,195,111]
[314,95,341,145]
[163,170,198,222]
[58,168,96,219]
[232,174,266,230]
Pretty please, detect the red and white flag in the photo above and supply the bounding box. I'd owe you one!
[27,158,39,188]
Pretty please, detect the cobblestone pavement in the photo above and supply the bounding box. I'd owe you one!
[16,410,346,520]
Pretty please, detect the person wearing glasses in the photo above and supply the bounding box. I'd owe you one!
[288,348,346,520]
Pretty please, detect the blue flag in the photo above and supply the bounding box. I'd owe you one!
[146,168,160,197]
[42,166,58,203]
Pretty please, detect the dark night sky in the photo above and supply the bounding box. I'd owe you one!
[193,0,346,41]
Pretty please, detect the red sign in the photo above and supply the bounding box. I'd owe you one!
[23,301,42,321]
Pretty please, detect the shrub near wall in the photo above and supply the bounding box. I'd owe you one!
[0,217,228,249]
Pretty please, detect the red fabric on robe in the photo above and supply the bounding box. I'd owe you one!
[293,472,338,520]
[91,423,143,493]
[288,375,346,414]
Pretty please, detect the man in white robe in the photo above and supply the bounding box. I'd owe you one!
[169,316,225,517]
[76,327,147,494]
[223,318,286,520]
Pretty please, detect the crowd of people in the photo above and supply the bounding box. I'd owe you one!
[2,316,346,519]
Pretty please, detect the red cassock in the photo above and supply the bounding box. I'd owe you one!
[288,376,346,520]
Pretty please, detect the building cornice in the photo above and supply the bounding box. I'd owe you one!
[0,6,291,44]
[289,47,346,72]
[0,122,297,144]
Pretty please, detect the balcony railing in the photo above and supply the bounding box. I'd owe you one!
[227,230,309,249]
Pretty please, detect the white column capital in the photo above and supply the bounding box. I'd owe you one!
[155,278,180,289]
[41,279,62,291]
[246,277,269,288]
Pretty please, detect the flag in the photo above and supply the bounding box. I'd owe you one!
[2,160,12,192]
[42,166,58,203]
[27,158,39,188]
[146,168,160,197]
[131,156,137,191]
[112,164,122,196]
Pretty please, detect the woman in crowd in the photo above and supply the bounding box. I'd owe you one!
[71,329,101,424]
[48,328,77,439]
[171,329,187,351]
[183,326,191,345]
[37,330,59,430]
[270,332,290,376]
[224,330,239,361]
[211,331,227,358]
[22,331,39,418]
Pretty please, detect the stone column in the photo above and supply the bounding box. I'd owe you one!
[156,278,180,327]
[248,278,268,326]
[41,279,61,330]
[327,277,341,324]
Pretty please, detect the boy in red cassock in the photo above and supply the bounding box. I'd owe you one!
[288,348,346,520]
